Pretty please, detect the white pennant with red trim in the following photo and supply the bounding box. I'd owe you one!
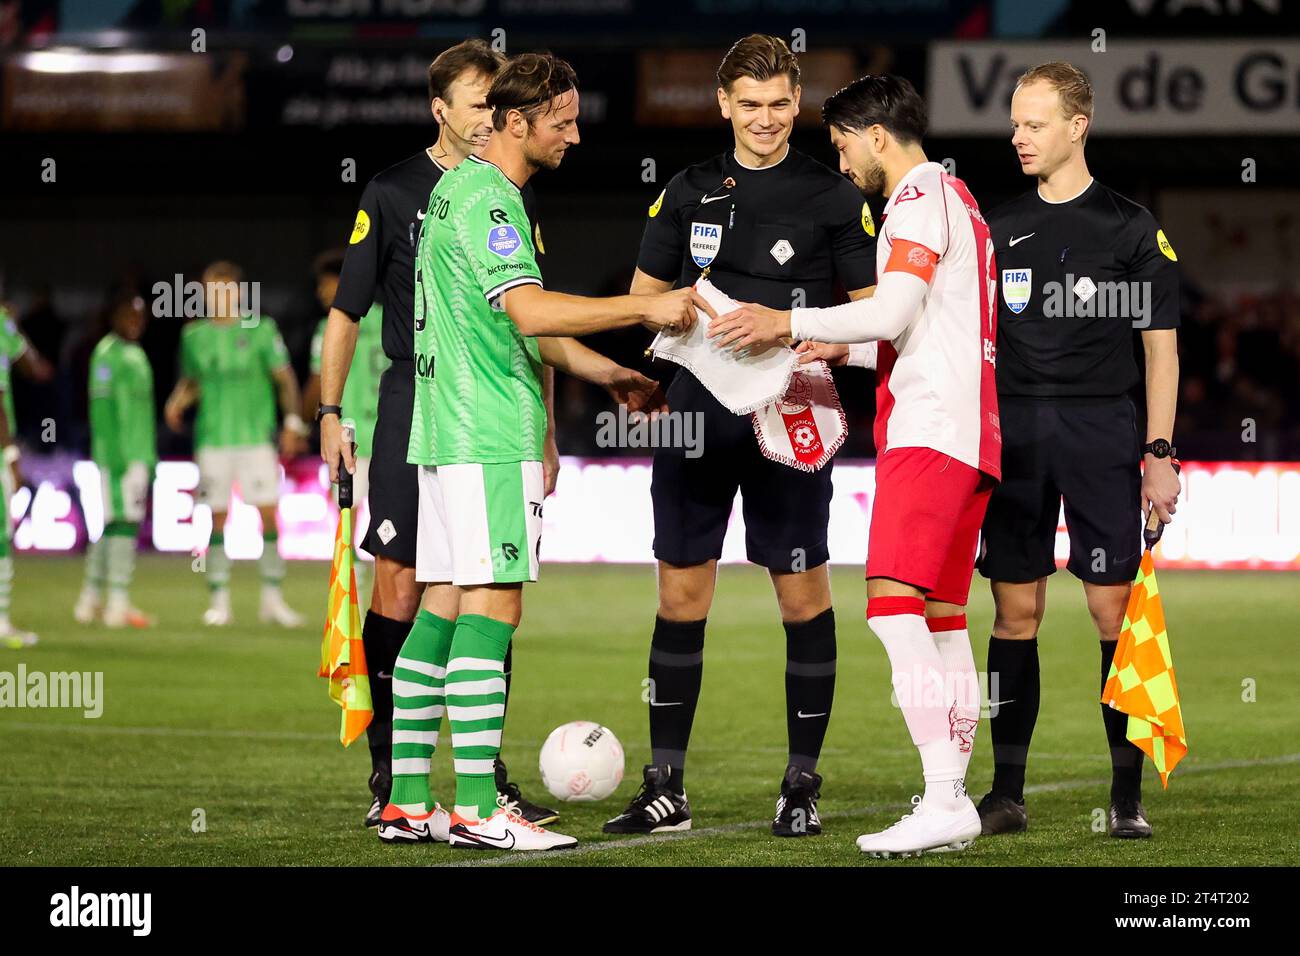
[751,360,846,472]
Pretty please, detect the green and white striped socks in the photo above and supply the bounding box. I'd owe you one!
[259,528,284,595]
[80,536,108,607]
[103,522,138,610]
[390,610,455,814]
[206,529,230,594]
[447,614,514,820]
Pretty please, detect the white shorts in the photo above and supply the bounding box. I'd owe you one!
[415,461,544,586]
[197,444,281,510]
[101,461,151,524]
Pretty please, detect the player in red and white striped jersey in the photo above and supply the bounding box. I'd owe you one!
[709,73,1001,857]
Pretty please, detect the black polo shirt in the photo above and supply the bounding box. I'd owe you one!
[988,179,1179,399]
[636,146,876,308]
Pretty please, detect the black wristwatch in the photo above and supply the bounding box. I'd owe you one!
[316,404,342,423]
[1143,439,1176,459]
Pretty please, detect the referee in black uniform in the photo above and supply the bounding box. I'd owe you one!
[602,35,876,838]
[976,62,1182,839]
[317,39,557,828]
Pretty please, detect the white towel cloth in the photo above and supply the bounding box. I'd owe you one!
[648,277,797,416]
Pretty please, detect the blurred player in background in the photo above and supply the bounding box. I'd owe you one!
[164,261,308,628]
[74,291,156,629]
[381,53,705,850]
[304,250,388,606]
[603,35,875,839]
[975,62,1180,840]
[711,73,1000,857]
[0,303,53,648]
[318,40,558,828]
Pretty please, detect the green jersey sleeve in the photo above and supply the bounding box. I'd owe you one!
[179,324,199,380]
[260,318,291,372]
[454,183,543,304]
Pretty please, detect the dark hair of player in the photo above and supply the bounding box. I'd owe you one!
[313,249,345,280]
[1017,61,1095,143]
[716,33,800,92]
[427,39,507,108]
[487,52,578,131]
[821,73,928,145]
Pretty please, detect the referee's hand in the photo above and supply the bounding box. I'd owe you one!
[1142,456,1181,524]
[320,414,354,484]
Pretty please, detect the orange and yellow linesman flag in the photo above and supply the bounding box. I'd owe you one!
[318,427,372,746]
[1101,549,1188,787]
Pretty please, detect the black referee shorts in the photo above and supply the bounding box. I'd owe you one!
[651,369,833,573]
[978,397,1142,586]
[361,360,418,566]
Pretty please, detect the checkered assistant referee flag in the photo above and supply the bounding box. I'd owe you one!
[318,421,372,746]
[1101,509,1189,788]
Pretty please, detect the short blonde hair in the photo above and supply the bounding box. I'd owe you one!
[1018,61,1093,141]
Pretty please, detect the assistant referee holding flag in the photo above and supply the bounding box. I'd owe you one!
[603,34,876,838]
[976,62,1182,839]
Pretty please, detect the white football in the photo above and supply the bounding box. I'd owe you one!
[538,721,625,802]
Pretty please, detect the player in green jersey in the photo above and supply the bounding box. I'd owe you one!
[74,292,157,629]
[379,53,712,851]
[304,252,388,605]
[164,261,309,628]
[0,305,53,649]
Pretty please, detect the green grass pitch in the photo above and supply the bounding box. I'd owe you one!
[2,555,1297,867]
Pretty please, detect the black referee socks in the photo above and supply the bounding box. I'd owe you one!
[783,608,837,773]
[987,635,1041,802]
[647,616,707,794]
[1100,639,1145,802]
[361,610,409,775]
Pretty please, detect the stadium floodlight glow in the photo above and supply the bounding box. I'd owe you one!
[19,50,176,74]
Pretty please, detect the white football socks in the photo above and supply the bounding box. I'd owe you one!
[867,596,967,813]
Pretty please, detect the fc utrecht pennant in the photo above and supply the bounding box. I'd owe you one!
[751,361,846,472]
[318,423,372,747]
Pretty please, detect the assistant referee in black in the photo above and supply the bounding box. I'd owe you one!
[976,62,1182,839]
[601,35,876,839]
[316,39,556,828]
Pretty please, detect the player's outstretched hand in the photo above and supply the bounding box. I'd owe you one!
[320,414,355,484]
[642,287,716,335]
[708,302,791,352]
[795,340,850,366]
[604,366,668,415]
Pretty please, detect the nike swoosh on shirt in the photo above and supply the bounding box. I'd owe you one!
[649,701,684,707]
[1008,233,1035,246]
[797,711,828,719]
[700,194,732,205]
[376,671,393,680]
[987,700,1017,708]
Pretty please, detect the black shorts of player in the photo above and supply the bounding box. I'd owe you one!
[361,360,419,566]
[978,396,1142,586]
[651,369,833,572]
